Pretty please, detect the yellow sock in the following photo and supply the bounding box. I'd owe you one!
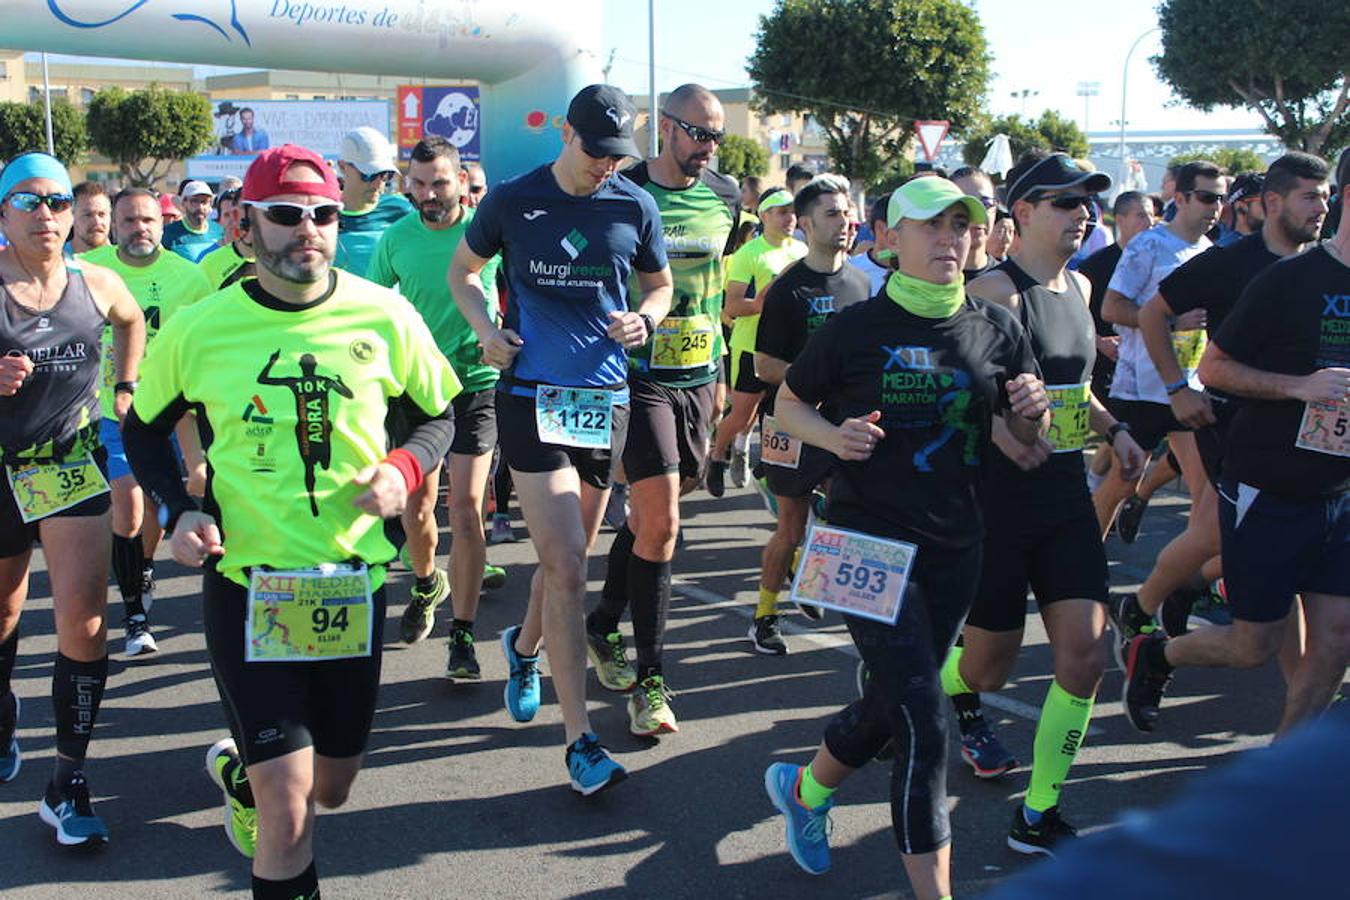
[756,587,779,618]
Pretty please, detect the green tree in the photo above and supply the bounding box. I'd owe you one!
[1168,148,1268,174]
[961,111,1089,171]
[0,100,88,166]
[86,85,213,188]
[1154,0,1349,155]
[749,0,989,186]
[716,133,769,180]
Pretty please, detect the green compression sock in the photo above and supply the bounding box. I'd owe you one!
[940,645,972,696]
[1026,680,1094,813]
[797,764,837,809]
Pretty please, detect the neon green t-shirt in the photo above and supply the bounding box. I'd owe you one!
[78,245,214,420]
[198,241,254,290]
[366,208,501,393]
[132,270,463,587]
[725,234,806,354]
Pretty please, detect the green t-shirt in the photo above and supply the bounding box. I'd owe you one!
[623,163,738,388]
[132,270,462,588]
[335,192,415,278]
[78,245,214,420]
[198,241,254,290]
[366,208,501,393]
[725,235,807,354]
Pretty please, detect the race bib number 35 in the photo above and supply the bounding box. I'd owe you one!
[535,386,613,449]
[5,453,110,523]
[1295,400,1349,458]
[761,414,802,469]
[789,524,917,625]
[246,564,373,662]
[1045,382,1091,453]
[651,315,716,370]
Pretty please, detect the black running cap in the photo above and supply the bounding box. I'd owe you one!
[566,84,641,160]
[1005,153,1112,207]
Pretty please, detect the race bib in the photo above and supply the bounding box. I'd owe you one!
[651,314,716,370]
[246,564,373,662]
[535,386,613,449]
[789,524,917,625]
[760,415,802,469]
[1295,400,1349,458]
[1045,382,1092,453]
[5,453,110,524]
[1172,329,1207,373]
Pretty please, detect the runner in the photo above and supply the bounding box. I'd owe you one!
[197,187,256,290]
[80,189,214,657]
[368,136,504,681]
[1215,172,1265,247]
[707,187,805,496]
[949,166,999,281]
[937,152,1146,856]
[1122,152,1347,737]
[749,174,870,654]
[449,84,672,793]
[851,195,895,294]
[463,162,487,209]
[122,144,460,899]
[69,182,111,255]
[163,180,224,262]
[1115,153,1330,646]
[761,176,1047,897]
[333,126,414,276]
[582,84,737,735]
[0,150,146,846]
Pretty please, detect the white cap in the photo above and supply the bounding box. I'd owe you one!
[339,126,398,176]
[181,180,213,199]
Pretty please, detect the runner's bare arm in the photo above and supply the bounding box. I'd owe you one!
[754,351,788,385]
[965,269,1018,312]
[449,243,519,369]
[608,266,673,348]
[85,264,146,420]
[721,279,756,320]
[1003,373,1050,445]
[1101,288,1140,328]
[1199,341,1350,404]
[775,379,885,462]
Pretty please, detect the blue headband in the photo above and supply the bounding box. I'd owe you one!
[0,152,73,201]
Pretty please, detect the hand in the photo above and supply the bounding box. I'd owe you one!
[1112,431,1148,482]
[1095,334,1120,362]
[186,462,208,498]
[114,391,133,424]
[1006,374,1049,421]
[606,311,649,349]
[351,462,408,518]
[834,410,886,461]
[1174,308,1207,332]
[1291,367,1350,405]
[170,511,224,567]
[1168,386,1215,428]
[479,326,524,369]
[993,426,1052,471]
[0,353,34,396]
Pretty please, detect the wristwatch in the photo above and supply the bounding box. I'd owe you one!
[114,380,138,395]
[638,313,656,343]
[1107,421,1132,442]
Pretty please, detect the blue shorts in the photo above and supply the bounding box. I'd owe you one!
[100,418,183,483]
[1217,479,1350,623]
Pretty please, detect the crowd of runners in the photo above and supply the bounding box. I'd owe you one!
[0,80,1346,900]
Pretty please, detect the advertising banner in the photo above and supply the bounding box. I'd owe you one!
[187,99,391,181]
[397,86,481,162]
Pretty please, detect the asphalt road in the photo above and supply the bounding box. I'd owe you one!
[0,481,1297,898]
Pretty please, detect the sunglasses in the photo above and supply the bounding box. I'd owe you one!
[1035,193,1096,211]
[342,163,393,183]
[1186,189,1224,205]
[663,112,725,145]
[468,184,485,195]
[246,200,341,227]
[6,191,74,213]
[975,194,999,209]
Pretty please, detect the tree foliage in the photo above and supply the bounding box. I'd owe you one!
[0,100,88,166]
[1154,0,1349,155]
[749,0,989,187]
[716,133,769,180]
[1168,148,1268,174]
[86,85,213,188]
[961,111,1090,171]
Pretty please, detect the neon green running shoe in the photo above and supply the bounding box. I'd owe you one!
[586,629,636,692]
[628,674,678,736]
[205,737,256,859]
[482,564,507,591]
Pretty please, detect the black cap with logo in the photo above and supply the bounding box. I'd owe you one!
[566,84,641,159]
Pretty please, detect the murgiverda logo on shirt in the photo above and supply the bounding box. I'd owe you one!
[257,351,354,517]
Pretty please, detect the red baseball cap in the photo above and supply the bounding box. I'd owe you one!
[158,194,179,217]
[242,144,341,203]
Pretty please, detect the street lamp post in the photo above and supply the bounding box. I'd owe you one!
[1010,88,1039,119]
[1076,81,1100,133]
[1118,27,1160,196]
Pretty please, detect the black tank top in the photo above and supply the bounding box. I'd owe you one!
[0,264,105,461]
[986,257,1096,499]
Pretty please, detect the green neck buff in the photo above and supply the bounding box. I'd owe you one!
[885,270,964,319]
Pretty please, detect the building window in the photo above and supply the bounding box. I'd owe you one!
[80,88,95,106]
[285,93,300,100]
[780,154,791,170]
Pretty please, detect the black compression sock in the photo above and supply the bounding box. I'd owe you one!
[630,554,672,674]
[590,524,635,635]
[52,653,108,764]
[252,861,320,900]
[414,573,437,594]
[53,753,81,788]
[451,618,474,635]
[0,625,18,696]
[951,691,985,736]
[112,533,147,618]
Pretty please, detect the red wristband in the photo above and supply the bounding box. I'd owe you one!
[382,448,424,493]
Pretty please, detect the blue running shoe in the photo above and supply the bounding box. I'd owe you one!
[39,773,109,847]
[566,732,626,796]
[959,721,1019,780]
[764,762,832,875]
[0,693,20,783]
[500,625,540,722]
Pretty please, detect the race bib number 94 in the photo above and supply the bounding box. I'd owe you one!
[651,315,716,370]
[535,386,613,449]
[789,524,917,625]
[1045,382,1091,453]
[5,453,110,523]
[1295,400,1349,458]
[246,564,373,662]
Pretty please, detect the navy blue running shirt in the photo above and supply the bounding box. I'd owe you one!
[465,164,667,392]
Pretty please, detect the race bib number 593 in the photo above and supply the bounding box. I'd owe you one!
[789,524,917,625]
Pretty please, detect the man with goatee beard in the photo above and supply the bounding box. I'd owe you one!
[368,136,505,682]
[70,181,111,255]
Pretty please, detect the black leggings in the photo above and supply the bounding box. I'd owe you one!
[823,542,980,855]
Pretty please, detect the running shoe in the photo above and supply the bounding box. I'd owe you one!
[854,659,869,699]
[38,772,108,847]
[445,628,482,682]
[123,614,158,658]
[586,629,636,692]
[628,674,678,736]
[763,762,832,875]
[482,564,507,591]
[205,737,256,858]
[1115,494,1149,544]
[0,693,20,783]
[1122,632,1173,733]
[400,568,448,644]
[141,566,156,616]
[959,721,1019,779]
[1007,805,1077,857]
[749,615,788,655]
[794,598,824,622]
[1188,584,1232,629]
[500,625,540,722]
[489,513,517,544]
[752,474,779,517]
[1158,587,1199,639]
[706,457,728,498]
[729,448,750,488]
[1107,593,1156,670]
[566,732,626,796]
[604,482,629,530]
